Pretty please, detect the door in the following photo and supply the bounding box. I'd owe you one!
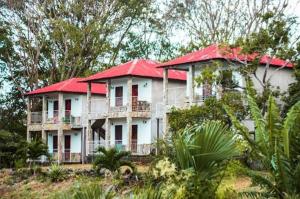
[65,99,71,123]
[53,101,59,119]
[132,125,138,153]
[115,87,123,106]
[132,85,138,111]
[53,135,58,153]
[64,135,71,161]
[115,125,123,150]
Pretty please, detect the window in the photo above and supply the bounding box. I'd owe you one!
[115,86,123,106]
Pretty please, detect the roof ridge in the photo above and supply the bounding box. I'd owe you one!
[127,59,138,74]
[58,78,74,91]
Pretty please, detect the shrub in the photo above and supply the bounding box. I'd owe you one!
[93,147,135,175]
[48,164,67,182]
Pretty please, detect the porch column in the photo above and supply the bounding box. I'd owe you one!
[58,93,64,164]
[105,118,110,148]
[87,82,92,158]
[107,80,111,113]
[188,65,195,105]
[26,97,31,142]
[41,95,47,143]
[162,68,168,137]
[127,77,132,151]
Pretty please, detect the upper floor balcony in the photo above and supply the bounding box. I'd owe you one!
[89,96,151,119]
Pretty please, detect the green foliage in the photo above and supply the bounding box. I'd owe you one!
[0,130,27,168]
[169,92,246,133]
[53,182,115,199]
[151,121,238,198]
[224,86,300,198]
[93,147,135,174]
[48,164,67,182]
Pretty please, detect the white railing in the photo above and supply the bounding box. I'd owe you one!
[30,112,42,124]
[88,140,152,155]
[45,110,59,124]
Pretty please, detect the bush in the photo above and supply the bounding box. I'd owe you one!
[53,182,115,199]
[48,164,67,182]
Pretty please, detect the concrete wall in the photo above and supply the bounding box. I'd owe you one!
[109,118,152,145]
[47,130,81,153]
[47,94,84,118]
[109,77,152,107]
[151,79,186,139]
[250,67,294,93]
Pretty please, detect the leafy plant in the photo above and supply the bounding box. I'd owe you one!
[224,85,300,198]
[48,164,67,182]
[93,147,135,175]
[53,182,115,199]
[153,121,238,198]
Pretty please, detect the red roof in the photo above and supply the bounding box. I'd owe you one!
[26,78,106,96]
[81,59,186,82]
[159,44,293,68]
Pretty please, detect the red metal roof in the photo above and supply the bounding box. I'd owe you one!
[158,44,293,68]
[81,59,186,82]
[26,78,106,96]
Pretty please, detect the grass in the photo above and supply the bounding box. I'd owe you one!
[0,163,256,199]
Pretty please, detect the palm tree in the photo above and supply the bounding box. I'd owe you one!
[93,146,135,174]
[224,89,300,198]
[25,139,49,170]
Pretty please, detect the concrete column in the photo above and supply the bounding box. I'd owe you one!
[105,118,110,148]
[188,65,195,105]
[127,77,132,151]
[27,97,31,142]
[42,96,47,143]
[58,93,64,164]
[87,82,92,158]
[107,80,111,113]
[162,69,169,137]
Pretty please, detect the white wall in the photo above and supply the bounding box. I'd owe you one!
[109,77,152,107]
[109,118,152,145]
[47,130,81,153]
[47,94,83,118]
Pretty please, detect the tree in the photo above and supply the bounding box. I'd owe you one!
[93,147,135,175]
[0,0,151,94]
[224,85,300,198]
[163,0,289,51]
[25,139,49,168]
[283,43,300,115]
[0,130,27,168]
[234,12,298,113]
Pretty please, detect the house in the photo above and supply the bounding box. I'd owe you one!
[158,44,295,132]
[25,78,106,163]
[81,59,186,157]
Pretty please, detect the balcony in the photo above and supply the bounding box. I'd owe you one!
[88,140,152,155]
[30,112,42,124]
[45,110,59,124]
[132,96,151,112]
[50,152,81,163]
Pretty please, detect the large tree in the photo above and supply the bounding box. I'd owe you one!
[163,0,290,51]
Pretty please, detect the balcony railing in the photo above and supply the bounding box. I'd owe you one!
[30,112,42,124]
[49,152,81,162]
[45,110,59,124]
[88,140,152,155]
[132,96,151,112]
